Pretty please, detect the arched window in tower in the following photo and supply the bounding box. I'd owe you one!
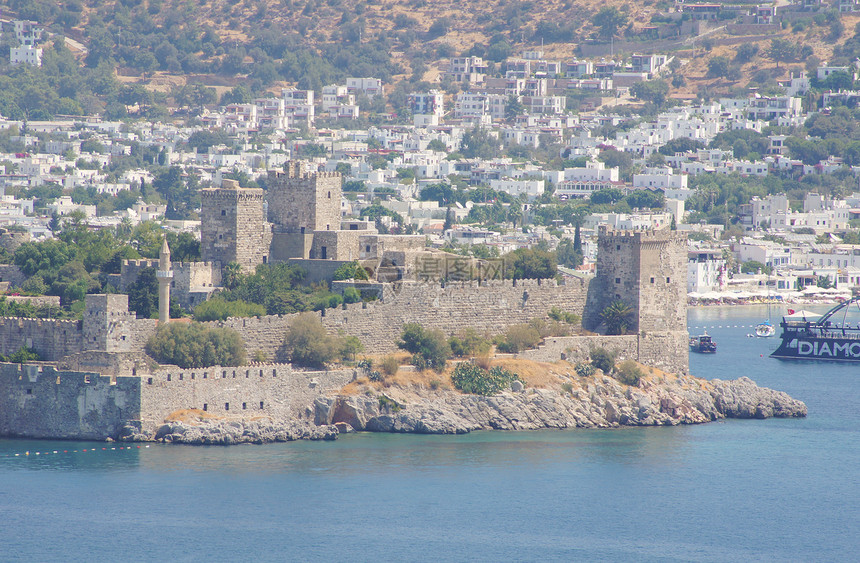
[327,191,331,198]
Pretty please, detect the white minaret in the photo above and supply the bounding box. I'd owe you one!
[156,236,172,324]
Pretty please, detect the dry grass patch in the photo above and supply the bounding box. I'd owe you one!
[165,409,222,424]
[492,358,561,389]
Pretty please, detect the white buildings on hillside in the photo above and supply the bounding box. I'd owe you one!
[744,193,851,233]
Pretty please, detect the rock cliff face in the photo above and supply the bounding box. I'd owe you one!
[127,373,807,444]
[126,419,338,445]
[313,375,807,435]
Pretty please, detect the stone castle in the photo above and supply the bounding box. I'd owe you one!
[0,162,690,440]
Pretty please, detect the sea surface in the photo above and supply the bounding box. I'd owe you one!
[1,305,858,562]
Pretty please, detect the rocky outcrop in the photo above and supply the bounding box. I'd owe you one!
[314,375,807,435]
[121,373,807,444]
[122,419,338,445]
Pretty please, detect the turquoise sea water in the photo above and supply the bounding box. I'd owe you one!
[1,305,858,562]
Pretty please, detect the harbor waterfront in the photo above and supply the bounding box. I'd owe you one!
[1,306,857,562]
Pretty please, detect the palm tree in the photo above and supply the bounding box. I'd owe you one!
[223,262,243,291]
[601,300,634,335]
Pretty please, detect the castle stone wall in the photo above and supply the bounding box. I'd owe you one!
[287,258,352,284]
[0,318,83,360]
[519,335,639,364]
[517,331,688,375]
[211,278,591,359]
[0,363,141,440]
[138,364,355,434]
[0,361,355,439]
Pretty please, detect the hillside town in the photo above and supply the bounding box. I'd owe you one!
[3,11,860,310]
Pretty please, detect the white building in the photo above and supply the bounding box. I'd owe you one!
[633,169,688,190]
[688,250,726,292]
[489,178,545,199]
[10,45,42,67]
[346,77,383,98]
[46,196,96,218]
[446,57,488,83]
[409,90,444,126]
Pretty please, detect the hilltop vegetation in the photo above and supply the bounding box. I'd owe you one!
[4,0,860,119]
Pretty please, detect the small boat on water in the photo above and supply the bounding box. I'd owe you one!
[771,297,860,361]
[755,320,776,337]
[690,332,717,353]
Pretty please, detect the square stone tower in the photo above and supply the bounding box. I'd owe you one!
[83,294,135,352]
[590,226,687,334]
[267,162,342,233]
[201,179,272,271]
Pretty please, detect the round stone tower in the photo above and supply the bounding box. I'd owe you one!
[156,237,172,324]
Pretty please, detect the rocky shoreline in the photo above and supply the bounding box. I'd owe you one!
[127,373,807,445]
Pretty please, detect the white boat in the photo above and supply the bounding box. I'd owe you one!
[755,278,777,337]
[754,320,775,337]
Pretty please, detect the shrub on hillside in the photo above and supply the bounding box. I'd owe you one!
[495,324,541,353]
[192,297,266,321]
[529,317,571,338]
[589,347,617,374]
[397,323,451,371]
[146,323,246,368]
[614,360,643,386]
[380,355,399,377]
[574,362,596,377]
[451,362,521,396]
[448,328,491,357]
[548,306,581,326]
[343,287,362,303]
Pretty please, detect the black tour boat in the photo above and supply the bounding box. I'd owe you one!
[690,332,716,353]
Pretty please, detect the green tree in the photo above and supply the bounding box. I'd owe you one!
[589,347,617,373]
[223,262,244,291]
[706,56,731,78]
[506,248,557,279]
[333,261,369,281]
[769,38,797,69]
[283,313,339,367]
[631,79,669,106]
[734,43,759,63]
[420,183,456,205]
[128,267,159,318]
[593,7,627,41]
[505,95,525,120]
[557,239,583,269]
[146,323,246,368]
[339,335,364,362]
